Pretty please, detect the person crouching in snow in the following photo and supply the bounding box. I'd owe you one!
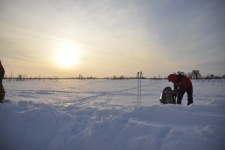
[0,60,5,102]
[167,74,193,105]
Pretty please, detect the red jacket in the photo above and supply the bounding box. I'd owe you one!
[168,74,192,90]
[0,61,5,72]
[0,61,5,79]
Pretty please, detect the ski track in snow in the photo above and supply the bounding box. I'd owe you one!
[0,79,225,150]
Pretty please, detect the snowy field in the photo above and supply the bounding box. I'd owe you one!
[0,79,225,150]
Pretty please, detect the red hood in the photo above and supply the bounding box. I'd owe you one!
[168,74,177,82]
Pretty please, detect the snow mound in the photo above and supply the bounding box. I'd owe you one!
[1,100,225,150]
[0,79,225,150]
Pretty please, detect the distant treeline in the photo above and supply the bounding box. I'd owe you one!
[3,70,225,81]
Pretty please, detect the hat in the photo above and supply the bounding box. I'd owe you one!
[168,74,177,82]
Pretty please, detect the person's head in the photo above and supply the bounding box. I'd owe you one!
[168,74,178,82]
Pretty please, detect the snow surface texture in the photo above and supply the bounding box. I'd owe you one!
[0,79,225,150]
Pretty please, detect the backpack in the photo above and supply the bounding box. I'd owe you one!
[159,87,176,104]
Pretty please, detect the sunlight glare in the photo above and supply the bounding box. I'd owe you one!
[55,43,79,68]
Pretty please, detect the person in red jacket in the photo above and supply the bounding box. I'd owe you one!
[0,60,5,82]
[0,60,5,102]
[168,74,193,105]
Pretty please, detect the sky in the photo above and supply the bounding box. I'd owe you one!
[0,0,225,78]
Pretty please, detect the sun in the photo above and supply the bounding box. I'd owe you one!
[55,43,79,68]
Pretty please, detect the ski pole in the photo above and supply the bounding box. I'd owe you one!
[140,71,142,107]
[137,72,139,107]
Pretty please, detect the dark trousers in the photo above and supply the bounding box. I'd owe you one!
[0,72,5,101]
[0,71,4,84]
[177,86,193,104]
[0,83,5,101]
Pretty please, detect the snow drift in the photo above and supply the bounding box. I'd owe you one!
[0,79,225,150]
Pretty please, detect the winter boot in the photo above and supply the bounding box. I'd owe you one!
[187,101,193,105]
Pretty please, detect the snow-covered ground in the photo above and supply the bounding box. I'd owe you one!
[0,79,225,150]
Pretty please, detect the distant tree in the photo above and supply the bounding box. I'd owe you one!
[187,72,192,78]
[78,74,83,79]
[113,75,117,79]
[38,75,42,81]
[17,74,22,81]
[119,75,125,79]
[214,75,221,79]
[87,76,95,79]
[177,71,185,75]
[6,71,14,81]
[23,74,27,79]
[222,74,225,79]
[206,74,214,79]
[191,70,201,79]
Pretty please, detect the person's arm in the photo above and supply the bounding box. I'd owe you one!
[173,82,179,89]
